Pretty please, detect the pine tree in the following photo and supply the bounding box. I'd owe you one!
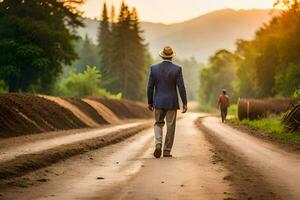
[98,2,112,89]
[110,5,116,23]
[73,35,99,73]
[126,7,149,100]
[106,2,150,100]
[109,2,131,95]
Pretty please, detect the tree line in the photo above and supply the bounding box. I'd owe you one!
[0,0,84,93]
[0,0,150,101]
[199,0,300,107]
[97,2,150,101]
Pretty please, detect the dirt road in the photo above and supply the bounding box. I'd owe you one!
[201,117,300,200]
[0,113,300,200]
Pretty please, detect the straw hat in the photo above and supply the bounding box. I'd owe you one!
[159,46,176,58]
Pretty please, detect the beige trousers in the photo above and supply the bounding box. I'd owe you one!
[154,109,177,155]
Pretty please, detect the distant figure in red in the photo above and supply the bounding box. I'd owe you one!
[218,89,230,123]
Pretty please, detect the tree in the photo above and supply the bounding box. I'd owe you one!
[73,35,99,73]
[96,2,150,101]
[108,2,150,101]
[234,4,300,98]
[98,2,112,89]
[197,0,300,106]
[0,0,84,93]
[198,50,238,107]
[234,40,259,98]
[125,7,149,100]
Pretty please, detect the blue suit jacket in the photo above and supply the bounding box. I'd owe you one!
[147,61,187,110]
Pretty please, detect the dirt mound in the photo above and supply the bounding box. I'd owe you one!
[66,98,109,125]
[91,98,152,119]
[40,95,100,128]
[82,99,121,125]
[0,94,87,138]
[0,94,151,138]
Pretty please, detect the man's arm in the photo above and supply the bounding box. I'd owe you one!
[176,67,188,113]
[147,67,155,111]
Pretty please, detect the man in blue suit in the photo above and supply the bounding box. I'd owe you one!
[147,46,188,158]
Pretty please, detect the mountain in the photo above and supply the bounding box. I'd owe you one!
[78,9,278,62]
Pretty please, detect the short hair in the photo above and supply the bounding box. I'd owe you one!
[222,89,226,95]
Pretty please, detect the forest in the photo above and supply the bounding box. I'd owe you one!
[1,0,299,105]
[0,0,151,101]
[198,0,300,108]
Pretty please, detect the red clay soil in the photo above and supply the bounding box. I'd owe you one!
[91,97,152,119]
[65,98,109,125]
[0,94,87,138]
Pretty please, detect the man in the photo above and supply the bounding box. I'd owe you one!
[218,89,230,123]
[147,46,187,158]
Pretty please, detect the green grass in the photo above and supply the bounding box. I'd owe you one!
[230,115,300,145]
[227,104,238,117]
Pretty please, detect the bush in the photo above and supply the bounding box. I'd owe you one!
[0,80,7,94]
[293,87,300,99]
[54,66,121,99]
[228,104,238,116]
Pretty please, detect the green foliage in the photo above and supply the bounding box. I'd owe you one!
[228,104,238,117]
[237,115,284,134]
[198,49,238,108]
[235,6,300,98]
[231,115,300,144]
[98,2,150,101]
[98,2,112,87]
[54,66,121,99]
[0,80,7,93]
[72,35,100,73]
[0,0,84,93]
[199,4,300,105]
[293,87,300,99]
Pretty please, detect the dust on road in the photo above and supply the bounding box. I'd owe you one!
[0,113,234,200]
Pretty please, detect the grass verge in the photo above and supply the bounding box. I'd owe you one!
[230,115,300,145]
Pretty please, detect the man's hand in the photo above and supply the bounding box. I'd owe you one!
[182,105,188,113]
[148,104,154,112]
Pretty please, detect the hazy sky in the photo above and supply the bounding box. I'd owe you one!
[81,0,276,23]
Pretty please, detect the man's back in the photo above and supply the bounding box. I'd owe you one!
[218,95,230,109]
[147,46,187,158]
[147,60,187,110]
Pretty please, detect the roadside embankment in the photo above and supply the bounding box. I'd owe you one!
[0,93,152,138]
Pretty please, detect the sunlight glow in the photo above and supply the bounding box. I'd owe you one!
[81,0,276,23]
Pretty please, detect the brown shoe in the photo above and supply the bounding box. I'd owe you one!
[153,148,162,158]
[163,154,172,157]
